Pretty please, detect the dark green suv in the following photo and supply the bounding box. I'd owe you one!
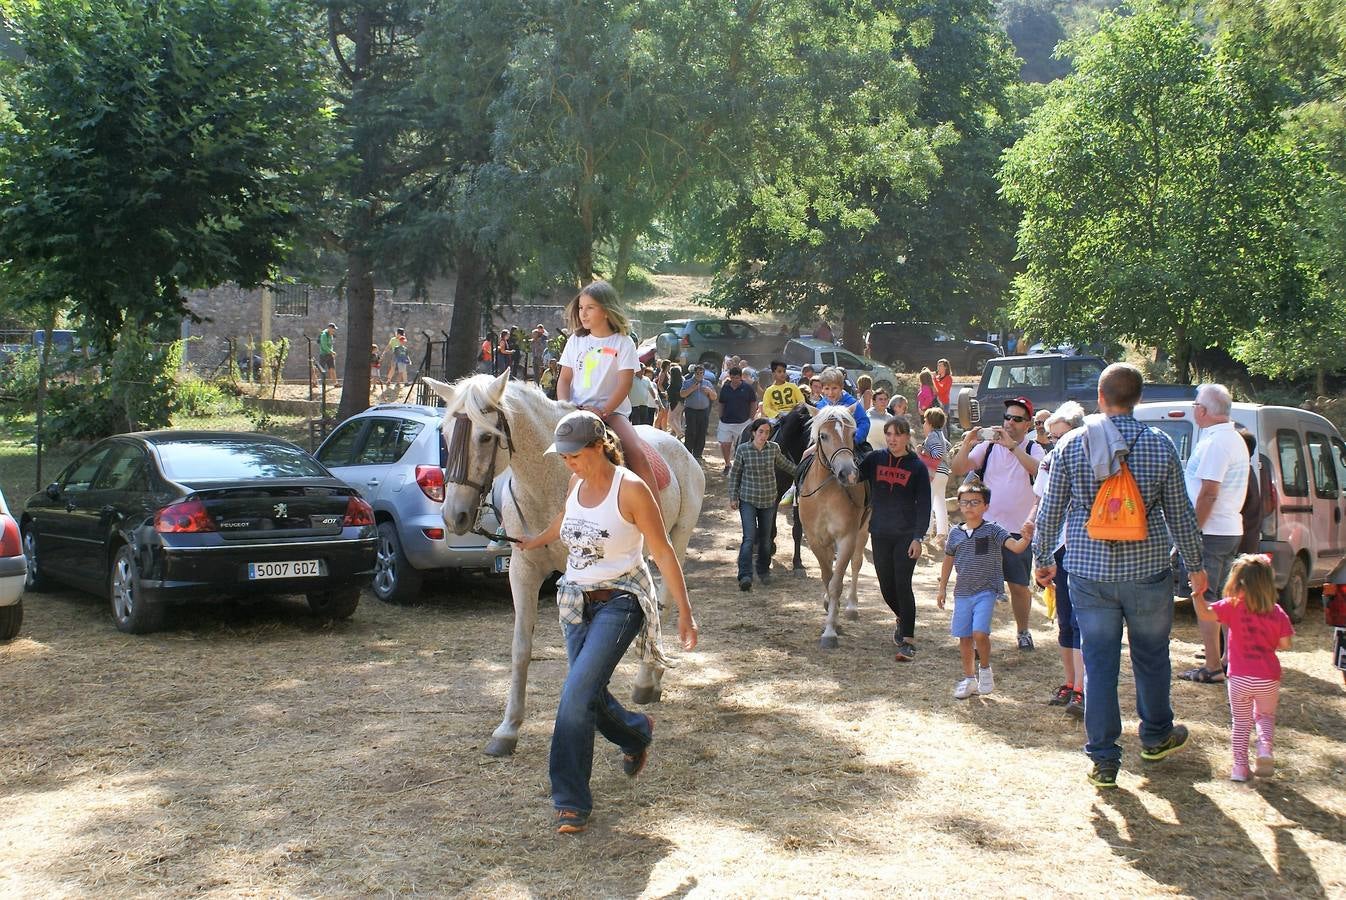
[653,318,787,373]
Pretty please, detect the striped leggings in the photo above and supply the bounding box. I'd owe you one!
[1228,675,1280,766]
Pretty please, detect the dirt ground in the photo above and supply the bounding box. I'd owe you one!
[3,457,1345,898]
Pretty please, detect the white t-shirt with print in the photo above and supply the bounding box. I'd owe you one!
[560,332,640,416]
[1185,420,1249,537]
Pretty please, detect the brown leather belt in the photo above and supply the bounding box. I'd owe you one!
[583,589,617,603]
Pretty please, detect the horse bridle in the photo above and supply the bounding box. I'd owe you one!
[798,420,866,510]
[445,411,528,544]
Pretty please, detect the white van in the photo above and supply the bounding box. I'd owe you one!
[1134,401,1346,621]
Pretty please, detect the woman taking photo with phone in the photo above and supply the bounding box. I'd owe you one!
[519,411,699,835]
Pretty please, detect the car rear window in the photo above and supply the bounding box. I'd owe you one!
[985,361,1052,389]
[1153,421,1193,461]
[157,439,328,481]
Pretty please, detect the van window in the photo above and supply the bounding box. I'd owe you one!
[1064,359,1102,391]
[986,362,1052,390]
[1306,431,1339,498]
[1154,421,1193,461]
[1276,430,1309,498]
[783,341,810,367]
[1333,438,1346,492]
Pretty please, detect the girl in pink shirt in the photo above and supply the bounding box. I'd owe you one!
[1194,554,1294,782]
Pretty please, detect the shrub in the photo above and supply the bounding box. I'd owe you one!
[175,373,238,417]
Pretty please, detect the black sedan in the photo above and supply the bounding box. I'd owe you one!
[21,431,378,634]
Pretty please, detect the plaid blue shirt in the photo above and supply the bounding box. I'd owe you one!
[1033,414,1204,582]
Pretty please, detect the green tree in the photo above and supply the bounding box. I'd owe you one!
[701,0,1022,351]
[999,6,1309,382]
[0,0,328,351]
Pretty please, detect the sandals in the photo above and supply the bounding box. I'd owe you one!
[1179,666,1226,684]
[556,810,589,834]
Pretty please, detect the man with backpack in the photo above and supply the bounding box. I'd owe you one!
[951,396,1046,650]
[1032,363,1207,789]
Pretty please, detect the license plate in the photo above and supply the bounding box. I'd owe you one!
[493,555,511,574]
[248,560,323,580]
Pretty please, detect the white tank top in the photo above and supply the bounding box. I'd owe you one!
[561,466,645,585]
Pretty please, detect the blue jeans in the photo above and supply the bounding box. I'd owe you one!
[550,592,651,817]
[1069,569,1177,765]
[738,502,776,580]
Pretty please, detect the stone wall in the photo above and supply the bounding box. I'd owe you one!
[183,283,570,381]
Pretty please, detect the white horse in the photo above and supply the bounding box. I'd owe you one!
[798,404,872,648]
[423,372,705,757]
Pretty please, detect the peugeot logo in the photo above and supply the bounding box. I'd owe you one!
[273,503,288,517]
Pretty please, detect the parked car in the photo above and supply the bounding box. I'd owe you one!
[0,487,25,641]
[962,354,1195,423]
[653,318,784,373]
[781,338,897,394]
[1134,401,1346,622]
[864,322,1002,374]
[315,404,509,603]
[21,432,377,633]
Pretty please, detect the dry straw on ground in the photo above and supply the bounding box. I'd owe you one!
[2,462,1344,897]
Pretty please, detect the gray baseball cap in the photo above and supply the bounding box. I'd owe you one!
[545,410,607,455]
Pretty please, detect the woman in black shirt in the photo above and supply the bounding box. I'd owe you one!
[857,417,932,661]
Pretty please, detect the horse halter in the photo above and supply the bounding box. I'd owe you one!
[445,410,524,543]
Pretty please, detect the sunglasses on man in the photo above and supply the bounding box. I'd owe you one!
[1003,413,1029,423]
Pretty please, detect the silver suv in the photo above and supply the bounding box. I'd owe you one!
[315,404,508,603]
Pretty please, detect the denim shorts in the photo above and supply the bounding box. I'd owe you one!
[951,589,997,638]
[1001,538,1032,587]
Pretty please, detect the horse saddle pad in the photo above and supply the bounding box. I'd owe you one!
[639,441,672,491]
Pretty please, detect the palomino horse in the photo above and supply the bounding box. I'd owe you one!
[423,372,704,757]
[798,404,872,649]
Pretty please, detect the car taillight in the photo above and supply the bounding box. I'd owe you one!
[155,499,217,533]
[680,335,690,347]
[416,465,445,502]
[344,496,375,527]
[0,516,19,556]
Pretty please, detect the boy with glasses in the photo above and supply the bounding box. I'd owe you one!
[938,481,1034,699]
[950,396,1045,649]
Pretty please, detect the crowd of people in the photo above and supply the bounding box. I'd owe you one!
[435,281,1313,830]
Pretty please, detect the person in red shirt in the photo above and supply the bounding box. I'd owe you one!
[933,358,953,412]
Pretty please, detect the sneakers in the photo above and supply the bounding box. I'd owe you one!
[953,676,978,700]
[556,810,589,834]
[1066,691,1085,719]
[893,624,903,646]
[738,577,752,592]
[1048,684,1073,706]
[1088,762,1120,789]
[1254,755,1275,777]
[758,571,771,585]
[977,665,994,695]
[1231,763,1251,782]
[1140,724,1190,761]
[894,641,916,662]
[1017,630,1035,650]
[622,715,654,777]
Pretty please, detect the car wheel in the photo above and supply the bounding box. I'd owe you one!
[1278,556,1309,623]
[109,544,165,634]
[307,586,360,620]
[372,521,423,604]
[0,600,21,641]
[874,379,894,396]
[970,354,994,374]
[698,353,722,376]
[21,526,48,592]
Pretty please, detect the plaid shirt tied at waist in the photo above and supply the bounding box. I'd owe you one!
[556,564,670,667]
[1033,413,1204,581]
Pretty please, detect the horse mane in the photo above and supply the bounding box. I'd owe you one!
[441,374,571,441]
[809,403,856,444]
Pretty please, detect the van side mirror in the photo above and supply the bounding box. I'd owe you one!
[45,482,60,500]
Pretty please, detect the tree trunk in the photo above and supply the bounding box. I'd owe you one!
[33,312,55,491]
[338,251,375,421]
[1315,366,1325,397]
[840,316,863,354]
[445,243,490,380]
[612,228,638,296]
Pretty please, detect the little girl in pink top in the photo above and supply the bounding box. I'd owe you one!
[1194,554,1294,781]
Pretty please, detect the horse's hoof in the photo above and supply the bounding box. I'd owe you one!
[793,568,807,579]
[845,608,860,622]
[631,685,662,705]
[820,634,839,650]
[484,737,518,757]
